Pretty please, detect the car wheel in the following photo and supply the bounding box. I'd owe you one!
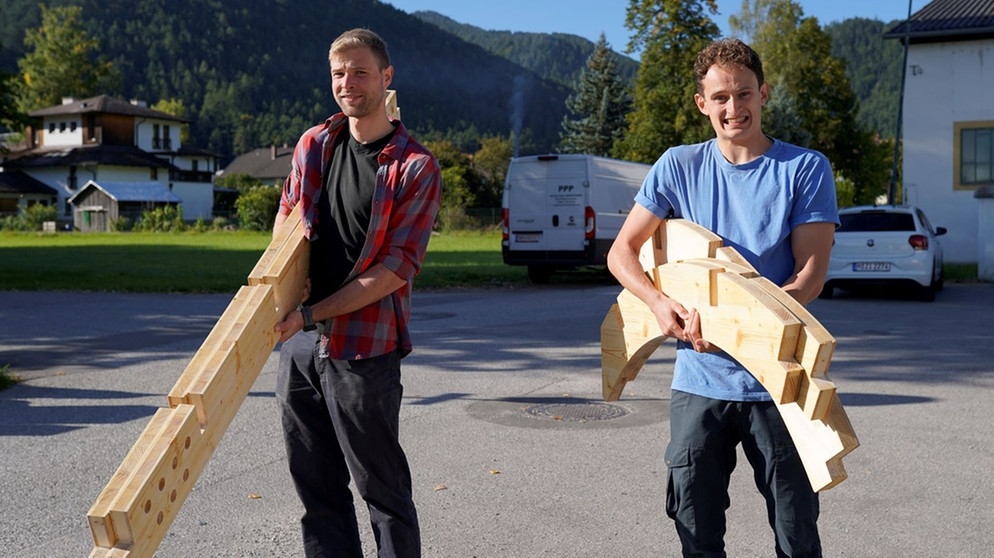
[818,285,833,299]
[918,282,936,302]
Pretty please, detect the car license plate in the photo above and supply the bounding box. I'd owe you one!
[852,262,891,272]
[515,233,540,243]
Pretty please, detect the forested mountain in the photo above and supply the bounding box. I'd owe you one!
[410,10,639,88]
[826,18,905,139]
[0,0,577,161]
[0,0,903,162]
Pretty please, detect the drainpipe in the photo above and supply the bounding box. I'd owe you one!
[889,0,913,205]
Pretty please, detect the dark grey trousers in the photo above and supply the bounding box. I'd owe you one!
[665,390,822,558]
[276,331,420,558]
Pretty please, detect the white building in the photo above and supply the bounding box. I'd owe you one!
[0,95,219,228]
[885,0,994,264]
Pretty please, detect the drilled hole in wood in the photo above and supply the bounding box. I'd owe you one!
[143,500,151,514]
[157,478,165,491]
[170,489,177,503]
[183,469,190,482]
[172,456,179,470]
[184,436,191,450]
[156,511,163,525]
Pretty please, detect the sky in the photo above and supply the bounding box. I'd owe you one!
[384,0,928,57]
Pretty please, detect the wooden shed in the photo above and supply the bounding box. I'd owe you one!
[68,180,181,232]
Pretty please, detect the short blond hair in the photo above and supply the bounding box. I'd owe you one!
[329,28,390,70]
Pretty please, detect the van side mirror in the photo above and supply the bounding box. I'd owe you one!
[935,226,947,236]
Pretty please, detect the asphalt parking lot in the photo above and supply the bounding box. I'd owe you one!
[0,282,992,557]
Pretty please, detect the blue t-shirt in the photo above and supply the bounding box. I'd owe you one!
[634,138,839,401]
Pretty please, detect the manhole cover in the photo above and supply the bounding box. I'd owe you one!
[523,402,629,422]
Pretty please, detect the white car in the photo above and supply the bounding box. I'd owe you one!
[820,205,947,302]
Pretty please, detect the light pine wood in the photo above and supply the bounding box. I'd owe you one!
[600,219,859,492]
[88,92,401,555]
[385,89,401,120]
[87,206,307,556]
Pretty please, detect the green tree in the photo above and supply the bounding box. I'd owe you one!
[614,0,720,163]
[235,185,281,231]
[16,4,120,112]
[727,0,777,42]
[731,0,891,204]
[425,140,478,208]
[559,34,633,157]
[215,172,267,192]
[0,42,28,134]
[472,135,514,208]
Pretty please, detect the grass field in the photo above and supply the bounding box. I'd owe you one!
[0,229,528,293]
[1,229,976,293]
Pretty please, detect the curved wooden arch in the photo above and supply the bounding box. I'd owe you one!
[601,219,858,492]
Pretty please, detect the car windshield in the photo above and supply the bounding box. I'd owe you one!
[837,212,915,232]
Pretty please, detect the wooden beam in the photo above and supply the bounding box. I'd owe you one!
[88,209,306,556]
[87,93,402,556]
[600,219,859,492]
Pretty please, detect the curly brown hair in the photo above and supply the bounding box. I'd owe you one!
[693,39,764,95]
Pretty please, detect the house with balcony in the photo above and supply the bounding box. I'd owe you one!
[0,95,220,229]
[884,0,994,265]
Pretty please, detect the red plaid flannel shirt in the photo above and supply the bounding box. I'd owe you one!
[278,113,441,359]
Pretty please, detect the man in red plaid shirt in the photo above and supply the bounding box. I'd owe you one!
[272,28,441,558]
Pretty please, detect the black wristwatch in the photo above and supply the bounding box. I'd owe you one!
[300,305,317,332]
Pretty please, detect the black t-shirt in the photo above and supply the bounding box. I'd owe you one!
[307,127,395,305]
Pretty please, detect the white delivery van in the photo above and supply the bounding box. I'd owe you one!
[501,153,651,283]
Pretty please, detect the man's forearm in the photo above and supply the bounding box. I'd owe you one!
[309,263,405,322]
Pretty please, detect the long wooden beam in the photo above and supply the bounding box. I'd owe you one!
[86,89,404,556]
[87,206,307,557]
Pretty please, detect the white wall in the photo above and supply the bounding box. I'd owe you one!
[135,118,180,152]
[40,117,84,147]
[903,39,994,263]
[170,181,213,220]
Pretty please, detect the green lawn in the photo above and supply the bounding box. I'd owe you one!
[0,229,527,292]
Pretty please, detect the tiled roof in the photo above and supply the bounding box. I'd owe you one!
[68,180,182,205]
[0,169,59,196]
[3,144,174,170]
[28,95,189,123]
[884,0,994,42]
[221,145,293,182]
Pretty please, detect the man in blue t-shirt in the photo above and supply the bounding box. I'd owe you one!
[608,38,839,557]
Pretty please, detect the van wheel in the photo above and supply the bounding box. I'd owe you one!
[527,266,553,284]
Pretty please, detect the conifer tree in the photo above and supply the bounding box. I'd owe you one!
[613,0,720,163]
[559,34,633,157]
[0,43,27,134]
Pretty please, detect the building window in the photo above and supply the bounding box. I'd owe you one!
[70,121,77,132]
[59,121,66,132]
[163,125,172,150]
[48,123,56,134]
[153,124,161,149]
[151,167,158,180]
[955,121,994,189]
[68,166,77,190]
[192,160,199,172]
